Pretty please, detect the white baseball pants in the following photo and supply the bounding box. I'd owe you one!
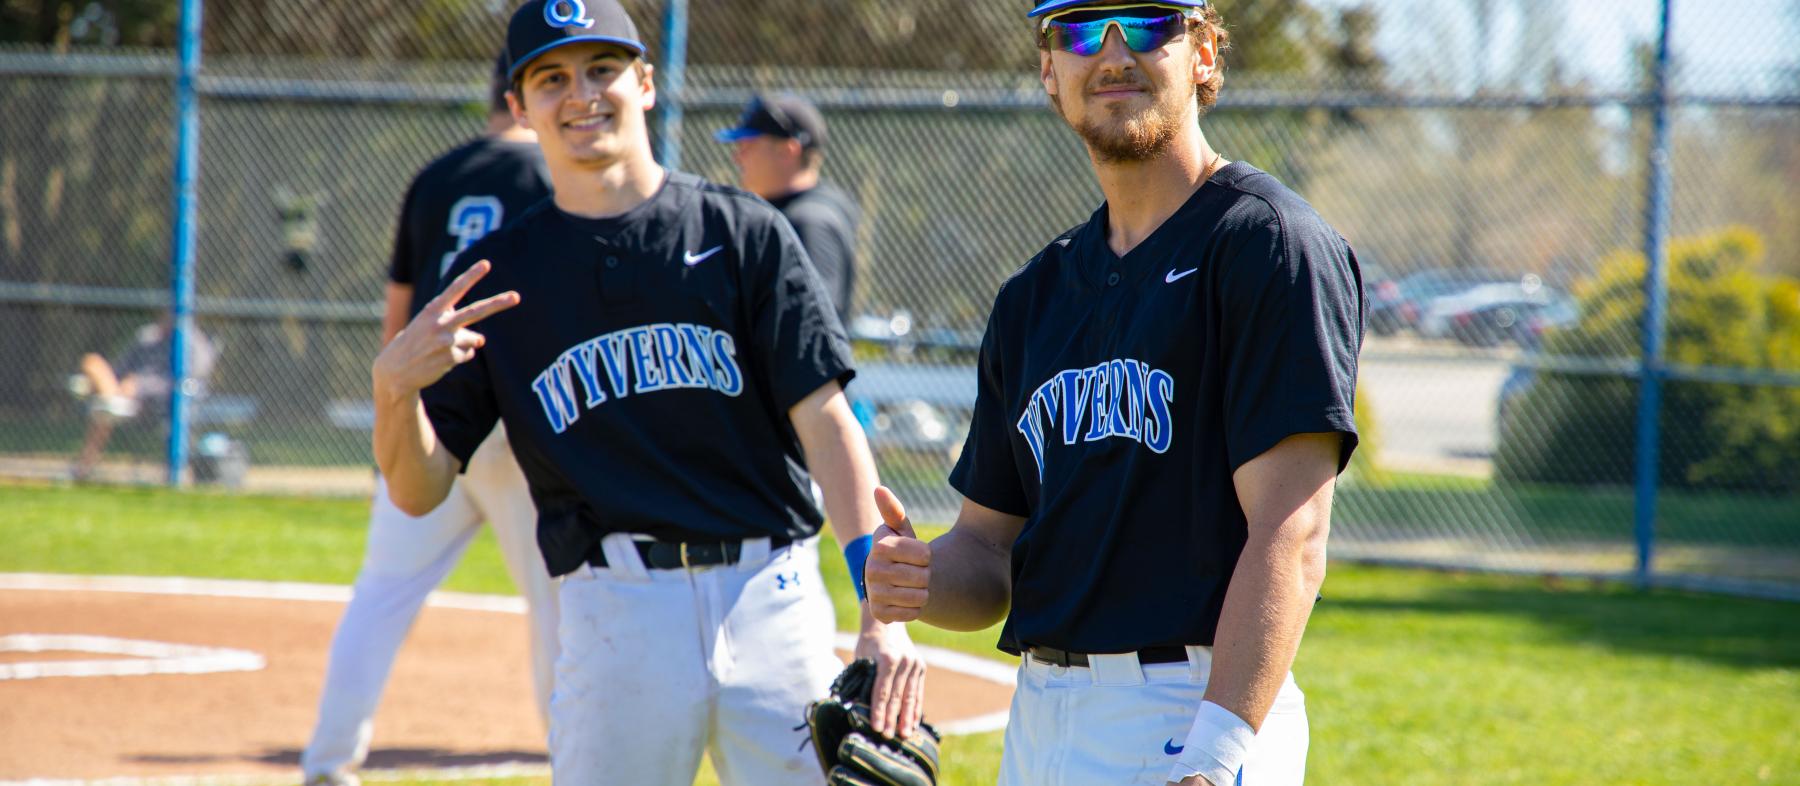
[549,533,842,785]
[999,646,1309,786]
[301,426,557,780]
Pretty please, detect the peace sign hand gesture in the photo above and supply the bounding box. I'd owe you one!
[373,260,520,399]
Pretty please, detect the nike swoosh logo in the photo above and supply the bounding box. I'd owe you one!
[684,246,724,266]
[1165,267,1199,283]
[1164,739,1184,755]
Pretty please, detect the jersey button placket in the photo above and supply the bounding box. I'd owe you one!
[595,240,634,304]
[1106,271,1121,287]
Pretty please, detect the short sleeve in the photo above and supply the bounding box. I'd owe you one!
[388,181,421,286]
[419,250,502,469]
[949,294,1032,517]
[421,350,500,471]
[787,208,854,323]
[746,213,855,411]
[1221,217,1364,473]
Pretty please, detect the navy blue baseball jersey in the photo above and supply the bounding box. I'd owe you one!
[421,171,853,577]
[950,162,1364,655]
[388,137,551,316]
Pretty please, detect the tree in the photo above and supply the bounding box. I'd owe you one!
[1496,228,1800,493]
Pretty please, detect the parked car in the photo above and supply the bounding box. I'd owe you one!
[1369,268,1515,336]
[1360,261,1401,333]
[1417,279,1572,345]
[1449,294,1578,348]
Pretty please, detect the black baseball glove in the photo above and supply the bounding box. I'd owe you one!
[803,658,942,786]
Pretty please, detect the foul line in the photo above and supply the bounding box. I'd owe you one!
[0,572,1016,738]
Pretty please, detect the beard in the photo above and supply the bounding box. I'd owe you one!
[1052,75,1189,163]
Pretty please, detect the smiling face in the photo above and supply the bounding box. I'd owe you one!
[1039,7,1217,162]
[510,41,655,170]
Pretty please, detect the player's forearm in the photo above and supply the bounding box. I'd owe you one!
[793,393,884,544]
[790,386,899,633]
[1202,497,1330,731]
[371,387,457,515]
[917,525,1013,632]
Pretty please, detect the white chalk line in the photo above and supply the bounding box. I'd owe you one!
[0,633,266,680]
[0,571,1017,733]
[0,761,551,786]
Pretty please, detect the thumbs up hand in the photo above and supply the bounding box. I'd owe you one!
[867,486,931,624]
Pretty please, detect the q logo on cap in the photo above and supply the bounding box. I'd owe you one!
[544,0,595,29]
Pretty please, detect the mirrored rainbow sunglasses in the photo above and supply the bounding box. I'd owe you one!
[1039,3,1206,57]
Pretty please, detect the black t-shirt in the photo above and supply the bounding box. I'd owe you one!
[769,182,859,326]
[388,137,551,317]
[422,171,854,577]
[949,162,1364,655]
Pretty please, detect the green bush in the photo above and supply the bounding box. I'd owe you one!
[1496,227,1800,494]
[1345,382,1389,489]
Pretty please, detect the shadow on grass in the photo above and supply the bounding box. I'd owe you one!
[1325,574,1800,671]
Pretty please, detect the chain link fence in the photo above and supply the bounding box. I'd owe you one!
[1,0,1795,597]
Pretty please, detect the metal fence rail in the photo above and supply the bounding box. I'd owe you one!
[0,0,1795,600]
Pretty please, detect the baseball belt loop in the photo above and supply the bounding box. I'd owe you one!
[1089,652,1146,687]
[679,542,692,569]
[1185,645,1211,684]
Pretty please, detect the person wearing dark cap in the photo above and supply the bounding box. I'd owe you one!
[718,93,862,326]
[300,51,556,786]
[369,1,924,783]
[866,1,1362,785]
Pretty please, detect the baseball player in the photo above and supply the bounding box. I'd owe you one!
[866,2,1364,785]
[717,93,862,327]
[300,53,557,786]
[370,2,924,783]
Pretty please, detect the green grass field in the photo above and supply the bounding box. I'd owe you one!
[1338,472,1800,549]
[3,481,1797,785]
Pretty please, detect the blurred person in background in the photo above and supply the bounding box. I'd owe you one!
[67,311,217,481]
[717,92,861,327]
[300,51,557,786]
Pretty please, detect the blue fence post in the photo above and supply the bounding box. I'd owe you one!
[166,0,203,487]
[654,0,689,170]
[1632,0,1675,589]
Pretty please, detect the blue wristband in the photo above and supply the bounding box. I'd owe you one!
[843,534,874,602]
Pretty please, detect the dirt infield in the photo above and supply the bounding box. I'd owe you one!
[0,577,1015,782]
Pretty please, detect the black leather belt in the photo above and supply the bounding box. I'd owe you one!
[587,537,792,570]
[1026,644,1191,668]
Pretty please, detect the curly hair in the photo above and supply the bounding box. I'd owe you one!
[1190,5,1229,113]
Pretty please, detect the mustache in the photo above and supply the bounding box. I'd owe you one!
[1087,73,1149,93]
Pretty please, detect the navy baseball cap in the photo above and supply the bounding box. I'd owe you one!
[1028,0,1205,18]
[507,0,645,84]
[714,93,828,149]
